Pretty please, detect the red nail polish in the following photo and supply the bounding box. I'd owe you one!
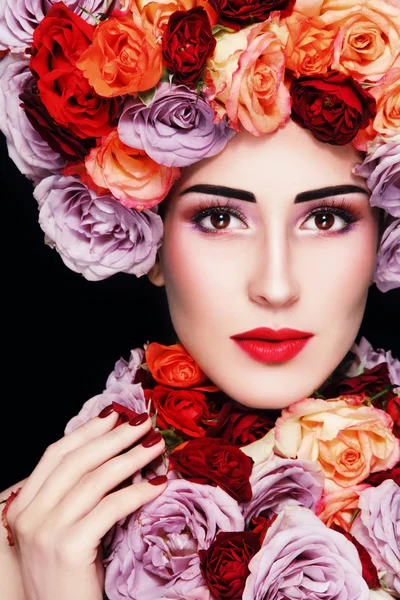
[142,430,163,448]
[148,475,168,486]
[98,405,114,418]
[129,413,149,427]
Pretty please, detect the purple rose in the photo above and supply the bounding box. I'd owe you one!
[118,82,236,167]
[350,479,400,595]
[243,506,369,600]
[64,380,148,434]
[354,138,400,218]
[374,218,400,293]
[347,336,400,391]
[0,55,64,183]
[241,456,324,527]
[106,348,145,388]
[0,0,115,51]
[104,478,244,600]
[33,175,163,281]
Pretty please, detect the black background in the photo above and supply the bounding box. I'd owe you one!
[1,133,399,491]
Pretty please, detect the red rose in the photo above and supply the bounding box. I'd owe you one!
[199,532,260,599]
[162,7,216,86]
[209,0,294,30]
[205,400,279,446]
[169,437,253,501]
[386,396,400,438]
[19,79,95,162]
[332,525,380,589]
[145,385,215,438]
[321,364,396,409]
[30,3,118,139]
[248,514,278,544]
[290,71,376,145]
[365,462,400,486]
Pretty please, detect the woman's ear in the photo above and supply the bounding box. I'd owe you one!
[147,250,165,287]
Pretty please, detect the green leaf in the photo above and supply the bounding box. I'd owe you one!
[78,6,101,24]
[212,24,235,39]
[138,86,157,107]
[159,429,185,452]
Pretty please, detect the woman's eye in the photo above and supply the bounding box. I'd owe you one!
[301,210,352,233]
[192,208,247,233]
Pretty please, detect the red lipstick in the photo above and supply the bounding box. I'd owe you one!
[230,327,314,363]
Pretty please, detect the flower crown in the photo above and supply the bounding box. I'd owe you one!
[0,0,399,289]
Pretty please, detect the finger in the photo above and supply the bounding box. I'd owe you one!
[73,478,169,550]
[50,432,166,526]
[8,408,120,518]
[20,415,153,520]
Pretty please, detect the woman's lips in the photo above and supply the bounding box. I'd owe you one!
[230,328,314,363]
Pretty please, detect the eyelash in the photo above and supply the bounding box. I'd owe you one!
[189,198,361,234]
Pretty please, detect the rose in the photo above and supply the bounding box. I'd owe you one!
[365,462,400,486]
[103,478,244,600]
[284,12,335,77]
[274,396,400,487]
[350,479,400,595]
[85,130,181,210]
[242,456,324,527]
[317,484,370,531]
[321,363,396,408]
[355,69,400,149]
[374,218,400,293]
[105,348,145,388]
[386,397,400,437]
[145,342,217,390]
[34,174,164,281]
[347,336,400,391]
[162,7,216,86]
[319,0,400,83]
[0,55,65,184]
[205,400,279,446]
[332,525,380,589]
[118,83,235,168]
[354,138,400,218]
[290,71,376,145]
[76,15,163,97]
[169,437,253,501]
[206,19,291,135]
[145,385,215,438]
[209,0,294,30]
[131,0,217,39]
[30,3,118,139]
[0,0,113,52]
[199,532,261,600]
[242,506,369,600]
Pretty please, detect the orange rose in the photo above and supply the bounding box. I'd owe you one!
[284,12,336,77]
[355,67,400,149]
[317,483,370,530]
[145,342,219,391]
[85,130,180,209]
[319,0,400,83]
[76,16,163,97]
[274,395,400,487]
[206,19,291,135]
[131,0,217,38]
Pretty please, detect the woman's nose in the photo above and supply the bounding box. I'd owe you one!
[247,233,300,309]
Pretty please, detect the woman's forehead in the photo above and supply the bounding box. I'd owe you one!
[173,120,368,197]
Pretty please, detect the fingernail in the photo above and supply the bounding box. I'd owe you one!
[129,413,149,427]
[141,430,163,448]
[148,475,168,486]
[98,405,114,418]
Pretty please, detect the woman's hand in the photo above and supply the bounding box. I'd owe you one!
[5,406,167,600]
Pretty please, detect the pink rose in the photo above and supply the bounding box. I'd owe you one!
[274,396,400,487]
[205,19,291,135]
[317,483,370,531]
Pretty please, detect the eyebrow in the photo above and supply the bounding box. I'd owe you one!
[179,184,369,204]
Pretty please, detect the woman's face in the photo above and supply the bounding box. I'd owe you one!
[149,120,380,409]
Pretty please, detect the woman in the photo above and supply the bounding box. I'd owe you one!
[0,0,399,599]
